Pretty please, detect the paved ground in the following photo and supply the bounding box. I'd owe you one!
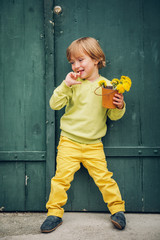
[0,212,160,240]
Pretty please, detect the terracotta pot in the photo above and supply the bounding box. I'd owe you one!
[102,88,118,109]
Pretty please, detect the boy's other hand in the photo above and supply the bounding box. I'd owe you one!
[113,93,124,109]
[64,72,82,87]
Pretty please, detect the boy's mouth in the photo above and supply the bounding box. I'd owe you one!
[77,69,84,75]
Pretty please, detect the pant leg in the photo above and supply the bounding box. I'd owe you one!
[46,136,81,218]
[82,142,125,215]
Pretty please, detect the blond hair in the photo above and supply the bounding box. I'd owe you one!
[66,37,106,69]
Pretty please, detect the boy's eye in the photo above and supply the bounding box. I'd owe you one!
[70,61,74,65]
[79,59,83,62]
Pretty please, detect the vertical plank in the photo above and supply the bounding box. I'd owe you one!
[25,162,46,211]
[107,157,143,212]
[65,165,106,212]
[0,163,25,211]
[44,0,56,201]
[101,0,143,147]
[0,0,25,151]
[0,0,46,151]
[140,0,160,146]
[23,0,46,151]
[64,165,89,211]
[143,158,160,212]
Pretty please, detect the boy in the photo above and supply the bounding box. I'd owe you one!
[41,37,126,233]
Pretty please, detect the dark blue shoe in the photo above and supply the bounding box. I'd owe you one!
[40,215,62,233]
[111,212,126,230]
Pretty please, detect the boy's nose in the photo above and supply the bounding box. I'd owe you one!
[74,61,80,69]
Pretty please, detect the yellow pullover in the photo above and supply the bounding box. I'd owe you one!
[49,76,125,144]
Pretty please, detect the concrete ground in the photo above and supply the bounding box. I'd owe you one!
[0,213,160,240]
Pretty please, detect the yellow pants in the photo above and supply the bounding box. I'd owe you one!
[46,136,125,218]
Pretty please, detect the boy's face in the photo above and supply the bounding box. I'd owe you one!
[69,52,99,81]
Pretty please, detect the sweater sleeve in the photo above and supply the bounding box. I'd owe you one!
[49,81,73,110]
[107,102,126,121]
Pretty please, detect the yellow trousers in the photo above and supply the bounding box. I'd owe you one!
[46,136,125,217]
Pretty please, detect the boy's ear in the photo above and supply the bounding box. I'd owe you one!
[93,59,99,65]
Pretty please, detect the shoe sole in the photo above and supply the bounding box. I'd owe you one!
[41,221,63,233]
[111,219,123,230]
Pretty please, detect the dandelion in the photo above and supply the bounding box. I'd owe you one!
[98,80,107,88]
[98,76,132,94]
[112,76,132,93]
[111,78,120,86]
[116,84,125,94]
[120,76,132,87]
[111,78,120,89]
[123,82,131,91]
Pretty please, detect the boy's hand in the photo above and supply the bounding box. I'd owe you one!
[64,72,82,87]
[113,93,124,109]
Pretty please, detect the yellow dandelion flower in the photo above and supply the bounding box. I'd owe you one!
[111,78,120,85]
[123,82,131,91]
[121,76,132,87]
[110,75,132,93]
[98,80,107,87]
[116,84,125,94]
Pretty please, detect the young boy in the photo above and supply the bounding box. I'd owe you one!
[41,37,126,233]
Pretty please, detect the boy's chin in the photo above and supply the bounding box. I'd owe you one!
[80,75,86,80]
[78,75,85,80]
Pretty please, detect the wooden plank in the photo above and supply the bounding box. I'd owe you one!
[0,147,159,161]
[140,0,160,146]
[104,147,160,157]
[0,163,25,211]
[0,151,46,161]
[25,162,46,211]
[0,0,46,152]
[108,158,143,212]
[100,0,143,148]
[65,165,106,212]
[44,0,56,200]
[143,158,160,212]
[22,0,46,151]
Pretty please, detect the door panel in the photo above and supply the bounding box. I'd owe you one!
[143,158,160,212]
[25,162,46,211]
[54,0,160,212]
[140,1,160,146]
[0,0,45,152]
[0,0,47,211]
[0,163,25,211]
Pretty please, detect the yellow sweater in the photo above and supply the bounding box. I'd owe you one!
[49,76,125,144]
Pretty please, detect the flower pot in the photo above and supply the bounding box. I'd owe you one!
[102,88,118,109]
[94,86,118,109]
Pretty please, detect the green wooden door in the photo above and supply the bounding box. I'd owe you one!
[0,0,55,211]
[53,0,160,212]
[0,0,160,213]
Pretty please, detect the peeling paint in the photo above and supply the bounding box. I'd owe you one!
[0,206,5,211]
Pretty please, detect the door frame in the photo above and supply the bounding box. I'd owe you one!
[44,0,56,201]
